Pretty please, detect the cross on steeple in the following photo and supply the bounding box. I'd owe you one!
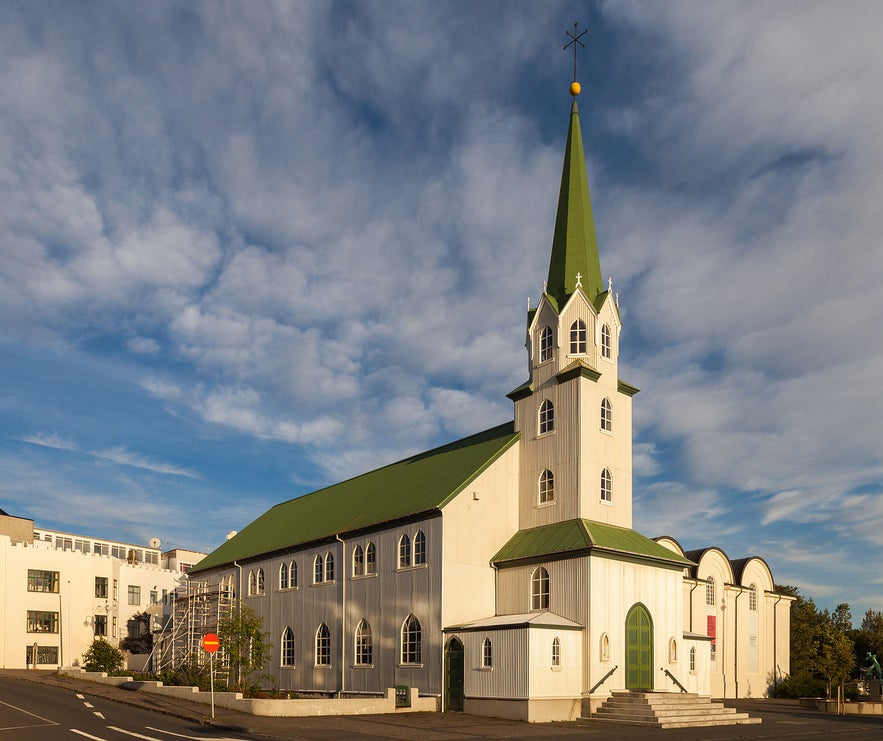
[564,22,588,84]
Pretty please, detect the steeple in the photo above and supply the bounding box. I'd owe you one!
[545,98,603,310]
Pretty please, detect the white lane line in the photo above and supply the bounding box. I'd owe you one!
[76,694,85,699]
[70,730,108,740]
[83,702,94,708]
[106,727,164,740]
[94,712,105,719]
[0,697,59,726]
[146,728,243,740]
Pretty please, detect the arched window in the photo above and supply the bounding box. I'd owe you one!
[689,646,696,671]
[601,398,612,432]
[706,576,716,606]
[281,627,295,667]
[365,543,376,574]
[279,562,289,590]
[324,552,334,582]
[539,469,555,504]
[540,326,553,363]
[539,400,554,434]
[531,566,550,610]
[570,319,587,354]
[401,615,422,665]
[669,638,678,663]
[601,324,611,359]
[414,531,426,565]
[220,575,233,598]
[749,583,757,611]
[600,633,610,661]
[256,568,265,595]
[290,560,298,588]
[248,570,257,596]
[552,636,561,667]
[353,545,364,577]
[398,534,411,568]
[313,555,323,584]
[355,620,372,665]
[481,637,493,668]
[315,623,331,666]
[601,468,612,502]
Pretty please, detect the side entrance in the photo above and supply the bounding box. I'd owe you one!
[444,637,464,712]
[625,603,654,690]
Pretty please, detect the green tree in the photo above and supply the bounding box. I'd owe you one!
[781,586,828,677]
[119,611,152,654]
[217,603,269,692]
[831,603,852,632]
[82,637,125,673]
[814,622,855,698]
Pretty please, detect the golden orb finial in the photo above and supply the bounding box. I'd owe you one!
[570,81,581,97]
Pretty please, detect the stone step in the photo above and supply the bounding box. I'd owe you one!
[590,690,761,729]
[596,704,738,717]
[590,712,761,728]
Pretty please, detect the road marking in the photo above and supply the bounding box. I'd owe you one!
[83,702,94,708]
[146,728,243,740]
[94,712,105,719]
[0,697,59,728]
[70,730,108,740]
[76,694,85,699]
[107,727,164,740]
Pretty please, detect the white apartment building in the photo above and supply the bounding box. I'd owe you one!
[0,510,204,669]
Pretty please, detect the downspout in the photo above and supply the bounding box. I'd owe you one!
[732,587,743,699]
[772,592,782,688]
[335,534,346,698]
[232,561,243,689]
[688,580,699,633]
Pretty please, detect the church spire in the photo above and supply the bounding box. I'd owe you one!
[546,86,604,309]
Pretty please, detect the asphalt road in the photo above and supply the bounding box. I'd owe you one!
[0,674,249,740]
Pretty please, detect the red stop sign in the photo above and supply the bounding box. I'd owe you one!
[202,633,220,653]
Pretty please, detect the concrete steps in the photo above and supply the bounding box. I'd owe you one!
[588,691,762,728]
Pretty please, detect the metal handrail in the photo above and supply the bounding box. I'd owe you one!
[589,665,618,694]
[662,667,688,693]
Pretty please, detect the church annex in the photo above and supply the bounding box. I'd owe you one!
[189,84,791,722]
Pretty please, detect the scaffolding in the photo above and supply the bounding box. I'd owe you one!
[148,579,234,681]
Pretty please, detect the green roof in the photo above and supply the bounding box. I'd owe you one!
[546,101,604,309]
[191,423,520,574]
[492,519,694,568]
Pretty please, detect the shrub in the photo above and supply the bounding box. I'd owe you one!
[82,638,125,674]
[770,673,827,699]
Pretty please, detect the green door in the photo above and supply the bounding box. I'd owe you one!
[444,638,464,712]
[626,604,654,690]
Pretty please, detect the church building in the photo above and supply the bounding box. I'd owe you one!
[189,83,791,722]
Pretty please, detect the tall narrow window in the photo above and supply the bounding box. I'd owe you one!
[355,620,373,665]
[552,637,561,667]
[401,615,422,664]
[539,326,553,362]
[689,646,696,671]
[570,319,587,354]
[315,623,331,666]
[281,627,295,667]
[366,543,376,574]
[601,324,612,359]
[353,545,364,577]
[324,552,334,582]
[413,531,426,565]
[398,534,411,568]
[706,576,716,606]
[601,468,612,502]
[601,398,612,432]
[539,469,555,504]
[539,400,554,434]
[256,568,265,595]
[531,566,550,610]
[279,562,289,589]
[481,637,493,668]
[248,570,257,595]
[313,555,323,584]
[749,583,757,611]
[290,561,298,588]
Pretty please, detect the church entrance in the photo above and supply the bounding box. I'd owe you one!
[444,637,465,712]
[625,603,654,690]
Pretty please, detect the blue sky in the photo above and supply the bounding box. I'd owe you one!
[1,1,881,619]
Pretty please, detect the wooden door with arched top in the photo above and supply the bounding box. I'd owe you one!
[626,603,654,690]
[444,637,464,711]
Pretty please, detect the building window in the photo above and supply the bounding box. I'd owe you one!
[539,326,553,363]
[539,469,555,504]
[601,398,612,432]
[280,562,290,590]
[128,585,141,606]
[531,566,550,610]
[706,577,716,606]
[365,543,376,574]
[314,555,323,584]
[324,553,334,582]
[26,645,59,666]
[27,570,60,593]
[256,568,265,594]
[539,400,554,434]
[669,638,678,663]
[414,531,426,565]
[689,646,697,671]
[290,561,298,587]
[281,627,296,667]
[749,583,757,611]
[401,615,422,665]
[315,623,331,667]
[600,633,610,661]
[481,637,493,668]
[249,569,258,595]
[398,535,411,568]
[94,614,107,637]
[601,324,611,359]
[355,620,373,666]
[570,319,587,354]
[601,468,612,502]
[552,637,561,667]
[353,545,364,576]
[27,611,59,634]
[150,590,158,605]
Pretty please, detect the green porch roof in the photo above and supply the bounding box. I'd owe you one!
[492,519,694,568]
[191,422,520,574]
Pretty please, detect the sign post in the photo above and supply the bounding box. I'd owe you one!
[201,632,220,719]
